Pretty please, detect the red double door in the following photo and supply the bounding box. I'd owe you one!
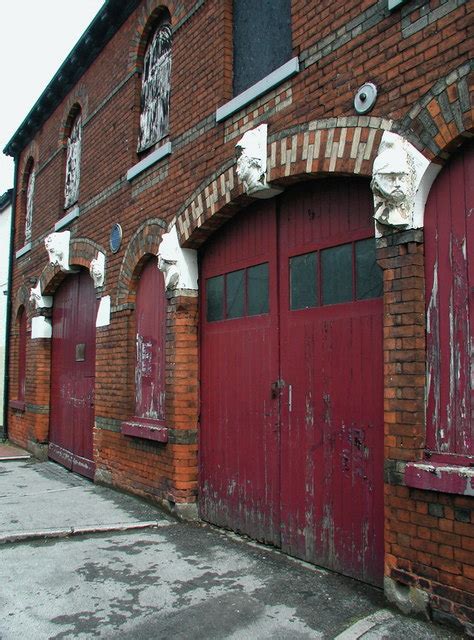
[200,179,384,586]
[49,269,97,478]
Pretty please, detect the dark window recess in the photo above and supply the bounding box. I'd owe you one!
[290,252,318,310]
[207,263,269,321]
[206,275,225,321]
[233,0,292,95]
[248,263,269,316]
[290,238,381,310]
[355,238,383,300]
[226,269,245,319]
[322,243,353,306]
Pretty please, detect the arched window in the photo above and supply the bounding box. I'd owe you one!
[138,14,172,152]
[64,110,82,209]
[24,162,35,244]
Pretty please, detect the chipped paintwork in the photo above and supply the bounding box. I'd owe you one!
[425,146,472,458]
[406,462,474,495]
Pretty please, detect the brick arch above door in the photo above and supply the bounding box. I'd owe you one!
[175,116,392,249]
[39,237,106,296]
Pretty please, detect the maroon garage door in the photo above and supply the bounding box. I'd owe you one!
[49,269,97,478]
[200,179,384,586]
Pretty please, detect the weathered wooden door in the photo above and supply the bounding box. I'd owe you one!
[278,180,384,585]
[200,201,281,544]
[200,179,384,585]
[49,269,97,478]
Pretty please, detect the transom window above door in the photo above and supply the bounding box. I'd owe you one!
[290,237,382,310]
[206,263,269,322]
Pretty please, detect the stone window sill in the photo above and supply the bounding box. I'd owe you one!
[215,56,300,123]
[121,418,168,443]
[126,142,172,181]
[405,462,474,496]
[16,243,32,259]
[388,0,408,10]
[10,400,25,412]
[55,206,80,231]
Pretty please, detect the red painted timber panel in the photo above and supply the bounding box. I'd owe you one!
[200,201,281,544]
[199,180,384,585]
[279,180,384,586]
[49,270,96,478]
[134,258,166,424]
[425,143,473,458]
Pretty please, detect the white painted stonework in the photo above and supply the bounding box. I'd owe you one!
[138,23,172,152]
[96,295,111,328]
[90,252,105,288]
[31,316,52,339]
[44,231,71,271]
[235,124,283,199]
[157,225,198,291]
[29,281,53,309]
[371,131,430,234]
[64,114,82,209]
[25,169,35,243]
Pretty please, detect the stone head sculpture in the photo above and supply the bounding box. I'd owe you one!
[235,124,268,194]
[89,252,105,288]
[44,231,70,271]
[371,132,417,229]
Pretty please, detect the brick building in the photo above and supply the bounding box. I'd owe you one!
[3,0,473,633]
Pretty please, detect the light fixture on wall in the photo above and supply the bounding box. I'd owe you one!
[354,82,378,114]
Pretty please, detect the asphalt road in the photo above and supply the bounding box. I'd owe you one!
[0,459,464,639]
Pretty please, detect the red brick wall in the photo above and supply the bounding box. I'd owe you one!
[6,0,473,629]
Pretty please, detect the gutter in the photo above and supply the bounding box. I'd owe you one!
[2,174,17,440]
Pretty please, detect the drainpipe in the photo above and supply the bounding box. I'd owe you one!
[2,160,18,440]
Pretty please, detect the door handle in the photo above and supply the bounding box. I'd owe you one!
[271,379,285,399]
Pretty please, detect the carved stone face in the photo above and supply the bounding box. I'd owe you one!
[236,149,264,192]
[372,169,410,205]
[45,235,62,263]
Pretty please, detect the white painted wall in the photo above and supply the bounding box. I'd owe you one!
[0,192,12,431]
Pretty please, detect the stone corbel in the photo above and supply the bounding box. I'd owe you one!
[370,132,433,236]
[90,252,105,288]
[44,231,71,271]
[235,124,283,199]
[31,316,52,339]
[29,281,53,310]
[157,225,198,291]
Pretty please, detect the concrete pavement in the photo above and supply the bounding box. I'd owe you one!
[0,458,465,639]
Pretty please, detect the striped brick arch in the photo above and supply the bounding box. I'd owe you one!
[12,285,31,321]
[39,238,106,296]
[116,218,167,305]
[398,61,473,161]
[175,116,393,248]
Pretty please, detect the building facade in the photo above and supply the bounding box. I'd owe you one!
[0,189,12,438]
[3,0,473,632]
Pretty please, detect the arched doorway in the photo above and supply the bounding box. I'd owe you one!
[49,269,97,478]
[199,178,384,585]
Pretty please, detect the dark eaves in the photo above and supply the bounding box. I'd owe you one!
[3,0,141,158]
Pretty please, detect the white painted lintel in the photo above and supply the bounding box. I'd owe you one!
[126,142,172,182]
[55,206,80,231]
[216,57,300,123]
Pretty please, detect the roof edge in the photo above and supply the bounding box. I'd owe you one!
[3,0,141,158]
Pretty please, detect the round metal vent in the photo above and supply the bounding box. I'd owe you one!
[110,223,122,254]
[354,82,378,115]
